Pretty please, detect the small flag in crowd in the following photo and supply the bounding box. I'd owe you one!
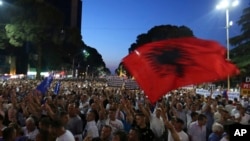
[54,81,61,95]
[222,90,228,100]
[122,37,240,103]
[36,74,53,95]
[106,76,124,87]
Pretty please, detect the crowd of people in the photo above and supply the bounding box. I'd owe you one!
[0,77,249,141]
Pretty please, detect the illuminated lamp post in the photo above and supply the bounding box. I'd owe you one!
[216,0,239,91]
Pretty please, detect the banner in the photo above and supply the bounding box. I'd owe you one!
[195,89,240,100]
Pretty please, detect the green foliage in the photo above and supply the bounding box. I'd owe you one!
[230,5,250,75]
[75,45,110,76]
[230,7,250,46]
[5,0,63,47]
[231,41,250,68]
[0,25,9,49]
[5,24,25,46]
[1,0,110,77]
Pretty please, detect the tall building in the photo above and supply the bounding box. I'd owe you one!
[0,0,83,75]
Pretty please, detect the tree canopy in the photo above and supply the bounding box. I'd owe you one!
[116,24,194,76]
[0,0,110,77]
[230,5,250,76]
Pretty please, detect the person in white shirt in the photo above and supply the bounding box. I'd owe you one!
[79,94,90,115]
[138,101,165,140]
[187,112,198,129]
[214,105,224,123]
[150,108,165,140]
[105,108,124,134]
[225,100,235,113]
[97,110,107,133]
[240,96,249,108]
[231,103,242,117]
[84,110,99,139]
[188,114,207,141]
[22,117,39,141]
[168,117,189,141]
[239,107,250,125]
[51,118,75,141]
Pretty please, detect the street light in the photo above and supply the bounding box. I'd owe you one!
[85,65,90,79]
[216,0,239,91]
[72,49,90,78]
[0,1,3,6]
[72,50,85,78]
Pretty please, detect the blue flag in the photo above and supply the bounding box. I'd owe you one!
[53,81,61,95]
[36,74,53,95]
[222,90,228,100]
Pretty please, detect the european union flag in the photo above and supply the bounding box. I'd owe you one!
[54,81,61,95]
[36,74,53,95]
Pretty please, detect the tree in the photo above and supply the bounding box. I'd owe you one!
[76,45,111,78]
[4,0,63,79]
[230,6,250,78]
[128,25,194,53]
[117,24,194,76]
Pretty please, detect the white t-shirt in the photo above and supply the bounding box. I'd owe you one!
[150,114,165,138]
[105,118,124,134]
[56,130,75,141]
[85,121,99,138]
[240,113,250,125]
[168,130,189,141]
[220,136,229,141]
[22,127,39,141]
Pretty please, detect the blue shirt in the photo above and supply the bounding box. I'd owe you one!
[208,132,222,141]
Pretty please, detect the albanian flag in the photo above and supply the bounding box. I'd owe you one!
[122,37,240,103]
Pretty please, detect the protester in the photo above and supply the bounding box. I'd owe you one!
[66,103,83,141]
[83,110,99,139]
[188,114,207,141]
[127,127,140,141]
[1,126,16,141]
[98,125,112,141]
[134,112,155,141]
[0,77,247,141]
[168,117,189,141]
[111,130,127,141]
[51,118,75,141]
[22,116,39,141]
[105,108,124,135]
[208,122,225,141]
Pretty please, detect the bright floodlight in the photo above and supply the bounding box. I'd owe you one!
[216,0,229,9]
[216,0,239,9]
[215,0,239,91]
[0,0,2,5]
[232,0,239,7]
[229,21,233,26]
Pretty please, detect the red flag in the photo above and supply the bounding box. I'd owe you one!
[122,37,240,103]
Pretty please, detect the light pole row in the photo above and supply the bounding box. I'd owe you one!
[72,49,89,78]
